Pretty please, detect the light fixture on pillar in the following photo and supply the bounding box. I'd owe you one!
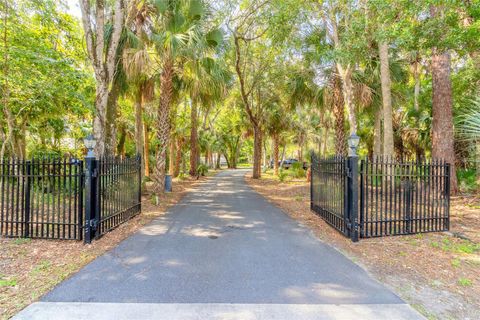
[347,133,360,156]
[84,134,96,157]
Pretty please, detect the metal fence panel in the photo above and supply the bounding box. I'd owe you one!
[359,157,450,238]
[0,158,84,240]
[96,156,141,237]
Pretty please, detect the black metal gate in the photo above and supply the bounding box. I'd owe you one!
[0,156,142,242]
[310,153,450,241]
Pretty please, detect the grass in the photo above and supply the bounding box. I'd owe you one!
[0,278,17,288]
[451,258,461,268]
[14,238,31,245]
[31,260,52,275]
[458,278,473,287]
[440,237,480,254]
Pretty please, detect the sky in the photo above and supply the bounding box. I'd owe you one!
[65,0,82,19]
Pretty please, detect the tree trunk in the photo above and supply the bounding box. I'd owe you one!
[153,57,173,194]
[273,134,280,175]
[431,51,458,193]
[323,126,329,156]
[93,82,109,157]
[169,137,176,175]
[215,153,221,169]
[373,107,383,157]
[116,125,126,157]
[189,101,198,176]
[105,82,120,156]
[336,65,357,133]
[79,0,125,158]
[333,76,346,156]
[174,138,182,177]
[379,42,394,158]
[413,54,421,111]
[144,124,150,177]
[134,89,144,171]
[224,152,231,168]
[252,126,262,178]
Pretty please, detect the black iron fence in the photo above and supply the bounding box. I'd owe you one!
[310,153,450,241]
[0,156,142,243]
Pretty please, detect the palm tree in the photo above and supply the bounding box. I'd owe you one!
[182,57,231,175]
[149,0,220,193]
[265,101,290,175]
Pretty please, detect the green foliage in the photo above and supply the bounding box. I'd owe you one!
[458,278,473,287]
[457,169,478,192]
[290,162,306,178]
[196,164,208,176]
[0,278,17,288]
[278,169,288,182]
[0,0,94,158]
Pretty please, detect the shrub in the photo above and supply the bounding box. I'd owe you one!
[278,169,288,182]
[457,168,478,192]
[290,162,306,178]
[197,164,208,176]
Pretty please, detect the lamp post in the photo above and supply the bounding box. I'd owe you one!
[347,133,360,157]
[83,134,97,243]
[84,134,96,158]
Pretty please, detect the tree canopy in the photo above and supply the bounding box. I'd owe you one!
[1,0,480,193]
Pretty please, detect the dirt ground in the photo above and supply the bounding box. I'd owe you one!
[246,172,480,320]
[0,173,216,320]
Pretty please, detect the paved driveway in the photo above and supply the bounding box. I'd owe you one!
[15,170,423,319]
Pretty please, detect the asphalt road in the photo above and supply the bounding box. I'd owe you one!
[15,170,423,319]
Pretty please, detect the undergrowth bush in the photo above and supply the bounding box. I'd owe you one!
[197,164,208,176]
[457,168,478,192]
[278,169,288,182]
[290,162,306,178]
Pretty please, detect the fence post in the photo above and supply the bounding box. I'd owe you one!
[23,160,32,238]
[445,163,451,231]
[347,155,359,242]
[84,155,97,244]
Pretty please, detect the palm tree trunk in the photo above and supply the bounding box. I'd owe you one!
[431,50,458,193]
[144,124,150,177]
[379,42,394,158]
[273,134,280,175]
[174,138,182,177]
[252,125,262,178]
[134,89,144,171]
[153,57,173,194]
[322,125,329,156]
[336,65,357,133]
[169,137,176,175]
[189,101,198,176]
[333,77,346,156]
